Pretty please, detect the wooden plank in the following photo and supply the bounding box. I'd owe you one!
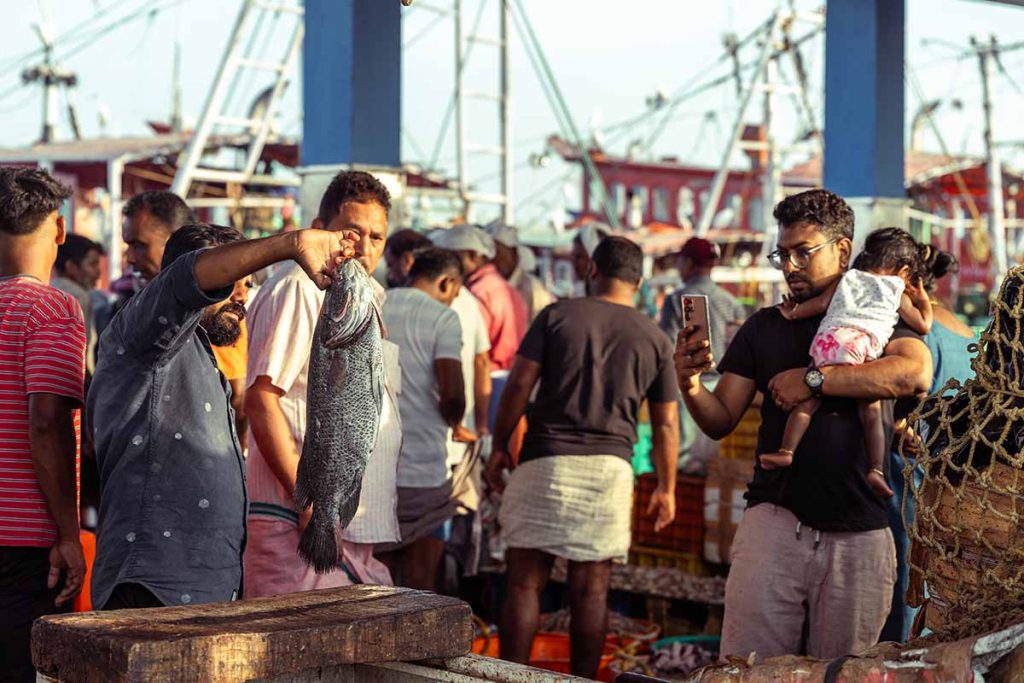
[32,585,472,683]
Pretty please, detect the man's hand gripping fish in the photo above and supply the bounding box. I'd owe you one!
[296,258,384,573]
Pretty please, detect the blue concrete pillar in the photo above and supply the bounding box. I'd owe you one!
[823,0,905,199]
[302,0,401,167]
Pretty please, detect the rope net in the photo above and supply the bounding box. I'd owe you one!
[904,266,1024,640]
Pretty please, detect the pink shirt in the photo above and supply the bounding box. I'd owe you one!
[467,264,528,371]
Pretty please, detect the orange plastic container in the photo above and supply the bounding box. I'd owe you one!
[472,632,618,681]
[73,530,96,612]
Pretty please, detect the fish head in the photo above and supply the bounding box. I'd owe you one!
[322,258,379,350]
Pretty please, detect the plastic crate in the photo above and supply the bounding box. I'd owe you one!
[632,473,704,555]
[719,405,761,460]
[628,544,710,576]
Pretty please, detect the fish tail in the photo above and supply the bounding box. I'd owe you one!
[297,511,340,575]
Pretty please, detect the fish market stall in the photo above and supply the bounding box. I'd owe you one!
[31,585,586,682]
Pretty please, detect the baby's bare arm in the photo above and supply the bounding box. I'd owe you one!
[899,291,933,335]
[779,281,838,321]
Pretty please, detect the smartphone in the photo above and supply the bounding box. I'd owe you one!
[682,294,712,353]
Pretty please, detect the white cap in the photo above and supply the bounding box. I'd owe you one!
[484,221,518,248]
[575,222,613,257]
[431,224,496,260]
[517,245,536,272]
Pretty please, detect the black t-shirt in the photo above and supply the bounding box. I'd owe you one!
[518,298,678,462]
[717,307,923,532]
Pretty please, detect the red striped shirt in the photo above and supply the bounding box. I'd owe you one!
[0,277,85,547]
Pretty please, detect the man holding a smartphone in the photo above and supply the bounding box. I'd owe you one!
[675,190,931,662]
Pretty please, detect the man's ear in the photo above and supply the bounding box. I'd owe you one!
[837,237,853,269]
[587,260,598,281]
[55,214,67,246]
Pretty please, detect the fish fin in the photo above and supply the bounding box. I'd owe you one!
[298,511,341,575]
[337,478,365,530]
[294,475,313,512]
[370,353,385,409]
[324,308,374,350]
[373,301,388,339]
[329,353,348,385]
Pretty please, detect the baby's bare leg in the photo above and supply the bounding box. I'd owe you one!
[760,397,821,470]
[859,399,894,498]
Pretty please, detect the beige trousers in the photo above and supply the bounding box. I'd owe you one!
[721,503,896,662]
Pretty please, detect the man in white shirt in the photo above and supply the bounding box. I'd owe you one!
[377,248,468,592]
[242,171,401,596]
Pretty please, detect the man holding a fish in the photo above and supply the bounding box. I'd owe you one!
[243,171,402,594]
[88,219,360,609]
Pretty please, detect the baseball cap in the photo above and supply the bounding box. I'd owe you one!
[679,237,719,265]
[431,224,496,260]
[484,221,518,248]
[574,222,613,257]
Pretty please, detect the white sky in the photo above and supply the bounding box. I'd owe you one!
[0,0,1023,224]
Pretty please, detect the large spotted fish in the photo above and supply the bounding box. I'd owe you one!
[295,258,384,573]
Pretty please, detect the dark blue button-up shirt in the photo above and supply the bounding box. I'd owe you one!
[87,251,247,608]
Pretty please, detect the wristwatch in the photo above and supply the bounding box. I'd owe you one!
[804,366,824,397]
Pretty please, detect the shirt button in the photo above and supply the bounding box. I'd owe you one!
[163,530,172,538]
[174,433,183,440]
[158,316,168,325]
[198,499,210,509]
[154,494,162,502]
[204,402,212,413]
[125,532,136,543]
[131,435,143,446]
[116,347,126,356]
[181,594,192,604]
[163,395,171,402]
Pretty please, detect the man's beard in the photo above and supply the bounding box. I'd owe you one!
[201,302,246,347]
[784,274,821,303]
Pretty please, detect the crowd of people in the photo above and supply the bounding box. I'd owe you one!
[0,164,978,681]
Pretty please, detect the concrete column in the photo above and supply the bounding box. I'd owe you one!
[824,0,907,246]
[106,157,124,282]
[302,0,401,168]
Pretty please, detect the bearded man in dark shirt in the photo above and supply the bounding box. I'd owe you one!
[676,189,932,661]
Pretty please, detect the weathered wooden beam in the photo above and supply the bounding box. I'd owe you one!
[32,585,472,683]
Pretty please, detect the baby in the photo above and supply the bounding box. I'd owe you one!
[760,228,933,498]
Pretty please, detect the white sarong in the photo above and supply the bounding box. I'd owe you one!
[498,454,633,562]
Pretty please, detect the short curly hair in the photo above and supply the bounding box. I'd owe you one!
[772,189,854,241]
[161,223,244,269]
[0,167,73,235]
[317,170,392,224]
[122,190,193,233]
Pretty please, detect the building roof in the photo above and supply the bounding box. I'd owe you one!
[0,134,193,164]
[782,151,992,187]
[0,132,298,165]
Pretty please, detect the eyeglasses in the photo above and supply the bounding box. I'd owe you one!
[767,239,839,271]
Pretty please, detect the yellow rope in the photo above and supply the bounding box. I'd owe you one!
[903,266,1024,640]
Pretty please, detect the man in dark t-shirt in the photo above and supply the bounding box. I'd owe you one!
[676,190,932,661]
[484,236,679,680]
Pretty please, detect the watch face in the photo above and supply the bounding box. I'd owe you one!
[805,369,824,388]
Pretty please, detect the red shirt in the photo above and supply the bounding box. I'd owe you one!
[0,277,85,548]
[467,264,528,371]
